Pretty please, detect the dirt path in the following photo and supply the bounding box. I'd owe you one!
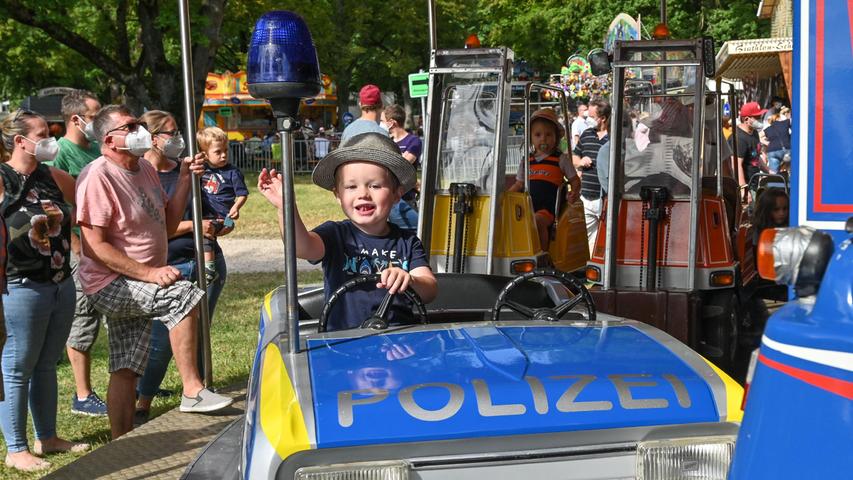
[218,237,319,273]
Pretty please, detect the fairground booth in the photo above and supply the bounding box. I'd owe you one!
[714,0,792,105]
[199,71,338,141]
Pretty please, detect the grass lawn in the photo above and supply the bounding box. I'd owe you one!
[0,271,311,479]
[233,172,345,239]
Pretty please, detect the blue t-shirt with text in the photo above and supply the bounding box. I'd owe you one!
[313,220,430,331]
[201,164,248,219]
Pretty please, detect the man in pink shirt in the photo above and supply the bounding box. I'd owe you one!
[76,105,232,439]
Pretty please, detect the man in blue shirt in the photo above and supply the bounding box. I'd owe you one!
[340,84,389,144]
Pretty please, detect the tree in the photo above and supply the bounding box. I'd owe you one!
[478,0,769,75]
[263,0,478,121]
[0,0,229,126]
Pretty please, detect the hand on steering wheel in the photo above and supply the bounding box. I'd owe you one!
[319,273,428,332]
[491,269,595,322]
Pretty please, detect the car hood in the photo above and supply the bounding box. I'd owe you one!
[305,323,722,448]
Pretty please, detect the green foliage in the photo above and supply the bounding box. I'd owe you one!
[480,0,769,74]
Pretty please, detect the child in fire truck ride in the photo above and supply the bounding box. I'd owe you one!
[508,108,581,252]
[258,132,437,332]
[197,127,248,282]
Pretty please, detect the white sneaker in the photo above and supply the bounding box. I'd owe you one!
[180,388,234,413]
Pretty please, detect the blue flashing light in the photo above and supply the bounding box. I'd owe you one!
[247,11,321,100]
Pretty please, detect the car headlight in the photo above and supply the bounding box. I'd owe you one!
[295,461,409,480]
[637,436,735,480]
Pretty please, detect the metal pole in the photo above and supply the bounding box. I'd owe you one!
[716,78,724,197]
[419,69,428,153]
[278,126,301,354]
[177,0,212,387]
[427,0,437,53]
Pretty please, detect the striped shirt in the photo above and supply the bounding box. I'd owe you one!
[573,128,609,200]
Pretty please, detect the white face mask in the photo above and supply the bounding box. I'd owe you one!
[75,116,97,142]
[750,119,764,131]
[158,134,185,158]
[22,136,60,162]
[116,125,152,156]
[379,121,391,133]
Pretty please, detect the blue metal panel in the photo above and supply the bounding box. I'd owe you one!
[729,354,853,479]
[306,325,718,448]
[791,0,853,234]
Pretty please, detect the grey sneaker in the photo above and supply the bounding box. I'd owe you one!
[179,388,233,413]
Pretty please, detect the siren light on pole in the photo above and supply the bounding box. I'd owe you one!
[247,11,322,353]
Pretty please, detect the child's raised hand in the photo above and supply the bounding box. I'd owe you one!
[377,266,411,295]
[258,168,284,209]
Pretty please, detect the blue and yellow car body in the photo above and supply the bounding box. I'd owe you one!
[185,274,743,479]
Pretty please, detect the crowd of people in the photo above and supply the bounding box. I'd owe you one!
[0,79,792,472]
[0,90,243,472]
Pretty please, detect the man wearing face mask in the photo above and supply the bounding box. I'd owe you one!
[728,101,767,187]
[76,105,233,439]
[570,102,590,151]
[48,90,110,418]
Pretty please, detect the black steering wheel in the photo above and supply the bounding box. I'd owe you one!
[319,273,428,332]
[491,269,596,322]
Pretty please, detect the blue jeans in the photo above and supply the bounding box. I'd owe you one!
[766,149,789,173]
[0,277,75,452]
[388,199,418,232]
[136,254,227,399]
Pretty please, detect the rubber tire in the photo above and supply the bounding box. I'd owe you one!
[701,291,739,372]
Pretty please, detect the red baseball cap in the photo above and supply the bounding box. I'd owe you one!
[739,101,767,118]
[359,84,382,107]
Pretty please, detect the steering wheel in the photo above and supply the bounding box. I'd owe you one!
[319,274,428,332]
[491,269,596,322]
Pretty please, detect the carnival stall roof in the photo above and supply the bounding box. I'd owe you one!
[715,37,792,81]
[715,1,792,97]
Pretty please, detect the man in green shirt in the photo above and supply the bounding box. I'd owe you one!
[53,89,109,417]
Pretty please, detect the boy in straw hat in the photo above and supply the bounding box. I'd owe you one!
[507,108,581,252]
[258,132,437,331]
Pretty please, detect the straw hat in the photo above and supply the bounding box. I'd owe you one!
[312,132,416,192]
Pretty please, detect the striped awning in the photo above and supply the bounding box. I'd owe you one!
[715,37,792,80]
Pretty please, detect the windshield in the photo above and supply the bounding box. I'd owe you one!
[435,74,501,193]
[617,65,699,199]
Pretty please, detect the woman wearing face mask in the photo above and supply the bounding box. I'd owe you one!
[0,110,89,472]
[134,110,229,426]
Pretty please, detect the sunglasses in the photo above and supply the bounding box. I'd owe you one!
[108,121,148,135]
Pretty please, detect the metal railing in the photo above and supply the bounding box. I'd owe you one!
[228,137,341,173]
